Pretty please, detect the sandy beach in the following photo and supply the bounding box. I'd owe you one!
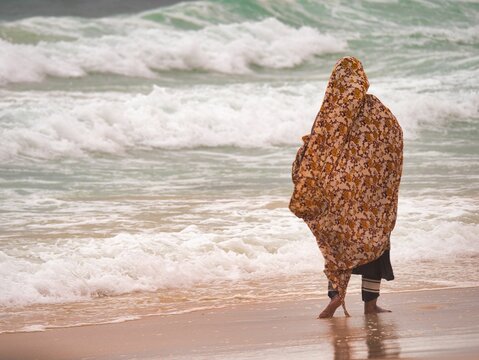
[0,286,478,360]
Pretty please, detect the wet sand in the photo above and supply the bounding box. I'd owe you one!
[0,287,478,360]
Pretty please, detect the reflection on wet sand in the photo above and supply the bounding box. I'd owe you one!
[365,314,401,359]
[328,315,401,359]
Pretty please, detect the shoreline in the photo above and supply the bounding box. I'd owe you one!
[2,282,475,335]
[2,283,476,334]
[1,286,478,359]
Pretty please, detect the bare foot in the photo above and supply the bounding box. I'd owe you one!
[364,298,392,314]
[318,295,342,319]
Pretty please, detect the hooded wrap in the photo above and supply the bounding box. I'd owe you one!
[289,57,403,310]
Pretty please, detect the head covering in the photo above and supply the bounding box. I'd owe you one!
[289,56,403,313]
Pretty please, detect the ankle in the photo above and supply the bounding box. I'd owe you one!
[364,298,378,310]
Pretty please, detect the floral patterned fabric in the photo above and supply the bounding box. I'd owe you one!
[289,57,403,310]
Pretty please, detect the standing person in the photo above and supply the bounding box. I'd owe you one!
[289,56,403,318]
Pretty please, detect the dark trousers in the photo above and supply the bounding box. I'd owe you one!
[328,250,393,302]
[328,276,381,302]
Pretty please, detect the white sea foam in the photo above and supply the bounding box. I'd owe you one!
[0,205,317,306]
[373,81,479,139]
[0,193,477,307]
[393,196,479,260]
[16,325,46,332]
[0,16,346,85]
[1,78,477,160]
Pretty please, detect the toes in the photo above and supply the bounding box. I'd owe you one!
[318,308,334,318]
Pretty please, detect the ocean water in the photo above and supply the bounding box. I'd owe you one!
[0,0,478,333]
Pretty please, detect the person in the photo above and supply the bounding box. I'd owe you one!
[289,56,403,318]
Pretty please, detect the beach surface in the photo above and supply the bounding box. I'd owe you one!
[0,287,477,360]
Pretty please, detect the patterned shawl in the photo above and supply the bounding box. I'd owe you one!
[289,56,403,313]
